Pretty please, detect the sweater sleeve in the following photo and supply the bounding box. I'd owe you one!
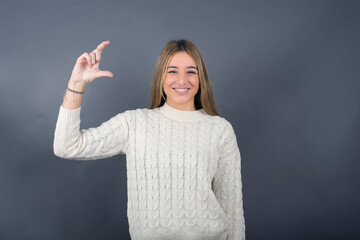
[212,121,245,240]
[53,105,129,160]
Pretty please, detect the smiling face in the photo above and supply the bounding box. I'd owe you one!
[163,51,200,111]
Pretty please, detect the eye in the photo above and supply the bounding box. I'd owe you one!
[187,71,197,75]
[168,70,177,74]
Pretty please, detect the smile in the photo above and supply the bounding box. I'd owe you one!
[173,88,190,94]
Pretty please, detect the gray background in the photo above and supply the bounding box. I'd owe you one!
[0,0,359,239]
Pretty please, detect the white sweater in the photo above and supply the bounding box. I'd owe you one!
[53,102,245,240]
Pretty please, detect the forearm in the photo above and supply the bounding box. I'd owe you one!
[62,80,87,110]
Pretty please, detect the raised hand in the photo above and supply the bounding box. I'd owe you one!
[69,40,114,85]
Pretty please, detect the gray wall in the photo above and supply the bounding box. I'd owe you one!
[1,0,359,239]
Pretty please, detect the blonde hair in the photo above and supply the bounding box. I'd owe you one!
[148,39,220,116]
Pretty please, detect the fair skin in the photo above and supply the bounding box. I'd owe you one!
[163,51,200,111]
[62,41,113,110]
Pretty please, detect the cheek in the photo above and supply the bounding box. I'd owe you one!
[162,78,173,94]
[192,77,200,89]
[163,75,178,88]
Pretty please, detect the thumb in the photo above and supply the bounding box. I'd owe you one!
[94,70,114,79]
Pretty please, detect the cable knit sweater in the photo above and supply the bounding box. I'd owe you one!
[53,102,245,240]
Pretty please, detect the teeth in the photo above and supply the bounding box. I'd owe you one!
[174,88,189,92]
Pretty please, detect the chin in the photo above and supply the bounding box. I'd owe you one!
[169,97,194,105]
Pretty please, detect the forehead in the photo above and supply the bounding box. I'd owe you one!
[168,51,197,67]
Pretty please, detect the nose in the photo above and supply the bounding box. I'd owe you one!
[177,71,187,85]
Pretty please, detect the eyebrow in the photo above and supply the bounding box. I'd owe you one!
[167,66,198,70]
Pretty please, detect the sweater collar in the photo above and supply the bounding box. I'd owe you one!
[158,102,209,122]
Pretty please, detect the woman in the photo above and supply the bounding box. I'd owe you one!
[54,39,245,240]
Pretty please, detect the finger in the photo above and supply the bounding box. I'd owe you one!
[78,52,91,66]
[91,49,101,62]
[96,40,110,52]
[90,52,96,65]
[94,70,113,79]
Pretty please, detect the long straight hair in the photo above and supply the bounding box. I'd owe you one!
[148,39,220,116]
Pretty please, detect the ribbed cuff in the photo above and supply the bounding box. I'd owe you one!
[58,105,81,122]
[130,229,228,240]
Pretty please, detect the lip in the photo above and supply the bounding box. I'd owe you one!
[172,88,190,95]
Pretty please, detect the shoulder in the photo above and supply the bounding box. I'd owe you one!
[197,114,237,147]
[112,107,158,122]
[112,106,152,116]
[207,114,234,132]
[211,115,237,143]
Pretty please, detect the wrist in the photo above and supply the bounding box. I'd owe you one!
[68,80,86,92]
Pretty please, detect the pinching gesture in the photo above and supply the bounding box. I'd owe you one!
[69,40,114,85]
